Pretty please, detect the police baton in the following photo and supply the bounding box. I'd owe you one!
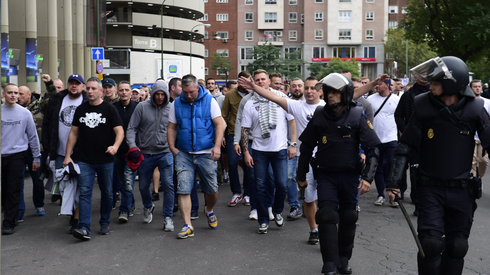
[394,193,425,258]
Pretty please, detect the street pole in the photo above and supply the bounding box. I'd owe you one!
[189,23,210,75]
[405,39,408,79]
[160,0,166,79]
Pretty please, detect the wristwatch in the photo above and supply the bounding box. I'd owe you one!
[290,142,297,148]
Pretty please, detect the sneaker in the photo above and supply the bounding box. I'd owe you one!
[206,211,218,229]
[177,224,195,239]
[223,172,229,183]
[287,207,302,220]
[374,196,385,206]
[73,228,91,240]
[243,196,250,206]
[191,208,199,220]
[390,200,399,207]
[99,224,110,235]
[36,207,45,216]
[268,207,275,221]
[228,194,243,207]
[258,223,268,234]
[143,204,155,223]
[18,216,24,223]
[274,213,284,227]
[2,227,15,235]
[164,217,174,232]
[356,204,361,213]
[115,191,121,202]
[308,230,319,245]
[129,207,135,217]
[119,211,129,223]
[249,209,258,220]
[152,191,160,201]
[135,175,139,181]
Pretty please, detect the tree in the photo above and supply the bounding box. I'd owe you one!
[383,28,437,78]
[277,50,303,80]
[210,52,234,82]
[306,63,325,77]
[468,57,490,85]
[246,43,282,74]
[316,58,360,79]
[401,0,490,62]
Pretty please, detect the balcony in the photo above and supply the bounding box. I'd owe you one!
[258,36,283,46]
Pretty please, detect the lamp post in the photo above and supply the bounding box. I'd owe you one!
[160,0,166,79]
[189,23,211,75]
[207,34,221,73]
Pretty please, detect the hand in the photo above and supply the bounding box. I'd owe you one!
[296,177,308,190]
[41,74,51,83]
[288,146,297,160]
[360,153,366,164]
[244,152,254,168]
[211,146,221,161]
[106,145,118,155]
[234,144,241,156]
[373,74,390,86]
[358,179,371,195]
[32,162,40,172]
[170,147,180,156]
[63,156,73,168]
[221,137,226,148]
[386,188,401,203]
[237,76,255,91]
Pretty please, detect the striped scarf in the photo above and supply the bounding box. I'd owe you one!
[252,89,281,138]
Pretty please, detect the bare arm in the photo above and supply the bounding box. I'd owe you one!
[353,74,390,100]
[167,122,179,155]
[106,126,124,155]
[241,127,254,168]
[237,76,289,111]
[63,126,79,167]
[211,116,224,161]
[288,119,297,159]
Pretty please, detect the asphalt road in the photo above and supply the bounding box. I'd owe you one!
[2,169,490,275]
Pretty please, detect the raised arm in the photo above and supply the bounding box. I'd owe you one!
[237,76,289,111]
[353,74,390,100]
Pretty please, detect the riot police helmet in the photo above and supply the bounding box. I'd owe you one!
[411,56,473,97]
[316,73,354,105]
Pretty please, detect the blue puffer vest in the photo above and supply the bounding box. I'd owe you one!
[174,84,216,152]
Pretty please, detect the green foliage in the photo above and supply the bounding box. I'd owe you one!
[246,43,304,80]
[383,28,437,78]
[467,55,490,84]
[316,58,360,79]
[210,52,234,81]
[401,0,490,62]
[277,50,303,80]
[306,63,325,77]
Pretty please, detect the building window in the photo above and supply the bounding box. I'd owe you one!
[217,49,229,57]
[285,47,301,59]
[389,6,398,13]
[217,14,229,21]
[289,31,297,41]
[339,0,351,2]
[366,11,374,21]
[364,46,375,58]
[315,11,324,22]
[216,31,229,39]
[289,12,297,23]
[315,29,323,40]
[315,0,324,2]
[402,7,408,14]
[339,29,351,40]
[245,13,253,23]
[204,32,209,39]
[205,49,209,57]
[198,14,208,21]
[245,31,254,41]
[203,0,208,2]
[265,12,277,23]
[245,0,253,4]
[289,0,297,4]
[265,0,276,4]
[365,29,374,40]
[313,47,325,58]
[366,0,374,2]
[217,0,228,2]
[339,11,351,22]
[241,47,254,59]
[205,67,209,75]
[389,21,398,28]
[333,47,356,58]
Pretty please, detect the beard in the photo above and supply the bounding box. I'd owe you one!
[291,92,303,99]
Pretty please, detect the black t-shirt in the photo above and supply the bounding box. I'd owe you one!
[72,100,123,163]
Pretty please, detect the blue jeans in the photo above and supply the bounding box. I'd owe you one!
[227,134,251,197]
[77,161,114,234]
[138,153,174,217]
[374,141,398,198]
[114,151,136,213]
[175,151,218,195]
[287,156,300,209]
[253,149,288,224]
[19,150,45,216]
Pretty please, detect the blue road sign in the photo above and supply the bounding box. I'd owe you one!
[91,48,104,61]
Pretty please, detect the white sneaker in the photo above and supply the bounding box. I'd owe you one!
[249,209,258,220]
[390,200,399,208]
[268,207,275,221]
[143,204,155,223]
[164,216,174,232]
[374,196,385,206]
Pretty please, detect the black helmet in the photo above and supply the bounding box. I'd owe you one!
[317,73,354,105]
[411,56,473,97]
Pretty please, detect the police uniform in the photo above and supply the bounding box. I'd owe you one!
[297,73,380,275]
[387,56,490,275]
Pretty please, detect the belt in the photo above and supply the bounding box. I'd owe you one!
[420,176,469,188]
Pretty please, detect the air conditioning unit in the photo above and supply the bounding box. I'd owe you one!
[276,31,283,37]
[222,38,228,43]
[301,14,304,24]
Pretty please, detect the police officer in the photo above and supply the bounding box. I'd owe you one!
[296,73,380,275]
[387,56,490,275]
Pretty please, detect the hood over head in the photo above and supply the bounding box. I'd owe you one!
[151,80,170,106]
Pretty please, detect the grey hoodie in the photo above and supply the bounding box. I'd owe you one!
[126,80,171,154]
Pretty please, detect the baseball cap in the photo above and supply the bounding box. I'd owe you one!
[384,78,392,91]
[67,74,85,84]
[102,78,116,87]
[132,88,141,94]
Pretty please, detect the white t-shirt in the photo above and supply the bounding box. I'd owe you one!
[367,93,399,143]
[169,97,221,154]
[475,97,490,141]
[286,99,326,156]
[241,99,294,152]
[57,95,83,156]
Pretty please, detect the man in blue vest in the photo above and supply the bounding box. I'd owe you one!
[167,74,224,239]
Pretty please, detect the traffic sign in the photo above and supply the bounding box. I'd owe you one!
[96,61,104,74]
[97,74,103,80]
[91,47,104,60]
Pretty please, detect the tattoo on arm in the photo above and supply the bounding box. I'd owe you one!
[241,127,250,152]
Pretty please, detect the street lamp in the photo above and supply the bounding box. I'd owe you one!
[207,34,221,71]
[160,0,167,79]
[189,23,211,75]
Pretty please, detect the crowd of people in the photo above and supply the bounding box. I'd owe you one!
[2,55,488,275]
